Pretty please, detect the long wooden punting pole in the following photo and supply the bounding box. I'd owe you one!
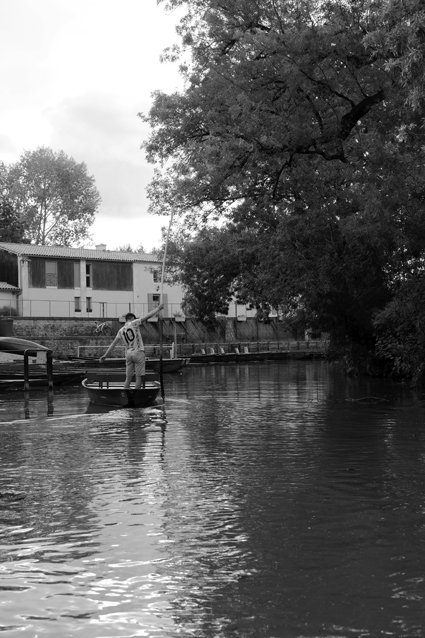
[159,211,174,401]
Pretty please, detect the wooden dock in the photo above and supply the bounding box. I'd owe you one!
[185,339,328,364]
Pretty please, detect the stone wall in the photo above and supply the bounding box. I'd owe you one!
[4,316,294,359]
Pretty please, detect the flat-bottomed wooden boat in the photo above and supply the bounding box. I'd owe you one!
[82,369,161,408]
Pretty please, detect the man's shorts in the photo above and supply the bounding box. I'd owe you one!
[125,350,146,377]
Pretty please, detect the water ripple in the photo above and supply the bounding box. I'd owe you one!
[0,363,424,636]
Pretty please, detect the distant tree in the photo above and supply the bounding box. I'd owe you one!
[117,243,146,253]
[5,147,101,246]
[0,197,25,242]
[0,161,25,242]
[171,228,240,321]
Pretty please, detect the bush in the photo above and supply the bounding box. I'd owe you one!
[0,306,17,317]
[374,275,425,382]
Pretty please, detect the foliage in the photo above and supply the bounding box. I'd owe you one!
[374,275,425,382]
[0,197,25,242]
[4,147,101,246]
[170,227,242,321]
[0,306,18,316]
[143,0,425,371]
[0,162,25,242]
[117,243,146,253]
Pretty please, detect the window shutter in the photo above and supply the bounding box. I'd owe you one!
[57,260,76,289]
[92,261,133,290]
[29,258,46,288]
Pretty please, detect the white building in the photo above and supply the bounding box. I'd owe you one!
[0,242,185,319]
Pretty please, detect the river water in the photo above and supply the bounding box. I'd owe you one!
[1,361,425,637]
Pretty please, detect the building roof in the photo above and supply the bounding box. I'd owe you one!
[0,242,159,263]
[0,282,20,293]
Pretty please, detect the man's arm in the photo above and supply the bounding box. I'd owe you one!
[139,302,164,322]
[99,333,121,362]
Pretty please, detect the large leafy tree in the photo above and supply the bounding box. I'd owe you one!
[5,147,101,246]
[143,0,425,372]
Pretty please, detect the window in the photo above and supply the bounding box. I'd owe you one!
[153,270,160,283]
[86,297,92,313]
[29,259,80,289]
[74,297,81,312]
[45,261,57,287]
[29,259,45,287]
[74,262,80,288]
[91,261,133,291]
[58,261,76,288]
[148,293,164,312]
[86,263,92,288]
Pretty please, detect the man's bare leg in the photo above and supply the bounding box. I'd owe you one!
[134,375,145,390]
[124,371,133,389]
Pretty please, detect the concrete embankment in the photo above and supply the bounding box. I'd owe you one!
[1,316,326,360]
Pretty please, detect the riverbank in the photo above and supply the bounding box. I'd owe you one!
[0,339,328,389]
[186,339,326,363]
[6,316,314,359]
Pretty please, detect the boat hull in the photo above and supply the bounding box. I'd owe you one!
[0,372,84,389]
[147,358,190,373]
[0,336,50,356]
[82,379,160,407]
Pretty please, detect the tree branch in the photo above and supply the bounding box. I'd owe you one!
[339,89,385,139]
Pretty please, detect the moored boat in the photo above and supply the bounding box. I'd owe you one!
[67,356,190,373]
[0,371,85,389]
[147,357,190,373]
[0,336,51,356]
[82,369,161,408]
[0,336,57,391]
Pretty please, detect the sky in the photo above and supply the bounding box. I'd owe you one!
[0,0,183,253]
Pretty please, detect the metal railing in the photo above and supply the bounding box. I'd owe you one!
[0,298,185,319]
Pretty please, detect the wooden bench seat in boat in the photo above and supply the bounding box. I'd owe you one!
[85,368,159,387]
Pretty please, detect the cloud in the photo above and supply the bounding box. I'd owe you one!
[0,133,17,158]
[0,0,182,249]
[48,94,150,208]
[47,93,168,248]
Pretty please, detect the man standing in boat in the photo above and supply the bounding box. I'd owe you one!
[99,303,164,390]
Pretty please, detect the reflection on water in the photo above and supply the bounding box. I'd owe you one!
[1,361,425,636]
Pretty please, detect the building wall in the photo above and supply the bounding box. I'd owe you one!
[1,247,266,322]
[2,248,269,323]
[16,257,185,318]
